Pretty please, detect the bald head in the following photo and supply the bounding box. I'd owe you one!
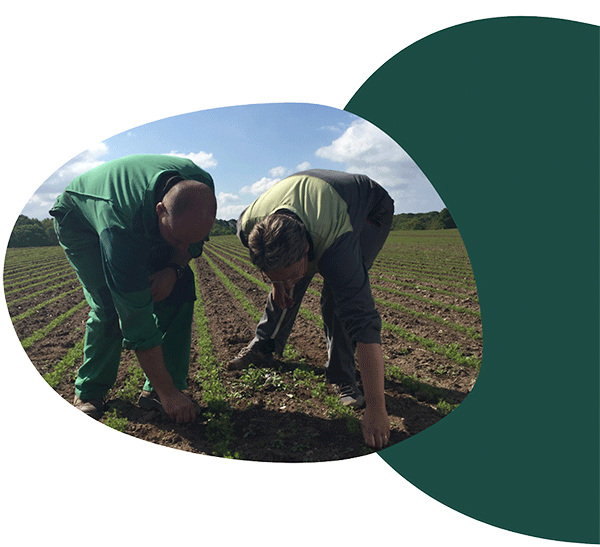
[156,180,217,247]
[164,180,217,218]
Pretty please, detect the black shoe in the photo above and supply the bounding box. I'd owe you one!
[332,382,365,408]
[228,345,272,371]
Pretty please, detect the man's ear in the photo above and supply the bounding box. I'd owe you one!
[156,201,166,216]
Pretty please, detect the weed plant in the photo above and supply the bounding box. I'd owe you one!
[117,364,146,403]
[104,408,128,432]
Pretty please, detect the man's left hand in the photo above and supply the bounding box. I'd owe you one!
[149,268,177,302]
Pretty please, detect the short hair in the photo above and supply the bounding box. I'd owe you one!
[247,212,308,271]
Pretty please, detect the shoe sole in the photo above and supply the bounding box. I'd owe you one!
[339,395,366,409]
[227,359,250,371]
[227,353,272,371]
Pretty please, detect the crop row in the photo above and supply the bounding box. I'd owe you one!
[195,244,478,443]
[194,256,363,458]
[4,229,482,461]
[201,239,481,374]
[203,238,481,354]
[211,232,478,298]
[5,236,481,378]
[207,238,478,311]
[3,246,65,274]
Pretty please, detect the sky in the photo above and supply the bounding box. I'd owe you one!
[22,102,446,221]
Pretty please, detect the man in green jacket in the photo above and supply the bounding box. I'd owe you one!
[231,169,394,448]
[50,154,216,423]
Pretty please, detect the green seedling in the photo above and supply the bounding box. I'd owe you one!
[104,408,128,432]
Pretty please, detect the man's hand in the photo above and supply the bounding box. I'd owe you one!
[272,283,294,309]
[362,404,391,449]
[156,388,196,424]
[135,345,195,423]
[149,268,177,302]
[356,342,390,449]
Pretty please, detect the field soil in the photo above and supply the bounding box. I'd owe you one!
[6,233,482,462]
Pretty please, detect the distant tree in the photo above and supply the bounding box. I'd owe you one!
[8,214,57,247]
[438,208,457,229]
[9,223,51,247]
[13,214,38,228]
[405,217,428,230]
[209,219,237,237]
[40,218,59,245]
[391,208,457,231]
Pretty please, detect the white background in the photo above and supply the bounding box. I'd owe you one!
[1,2,597,545]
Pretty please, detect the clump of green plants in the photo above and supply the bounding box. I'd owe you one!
[323,395,362,436]
[291,367,328,399]
[104,408,128,432]
[437,400,459,416]
[117,365,146,403]
[239,367,287,392]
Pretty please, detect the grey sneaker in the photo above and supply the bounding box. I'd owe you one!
[228,345,272,371]
[333,382,365,409]
[73,395,105,420]
[138,390,165,412]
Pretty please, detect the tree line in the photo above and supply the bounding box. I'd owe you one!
[8,215,59,248]
[8,208,456,248]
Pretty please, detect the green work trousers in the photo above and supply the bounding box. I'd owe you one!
[53,209,193,401]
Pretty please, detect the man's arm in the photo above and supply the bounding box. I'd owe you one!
[135,345,196,423]
[356,342,390,449]
[318,235,389,447]
[148,247,193,302]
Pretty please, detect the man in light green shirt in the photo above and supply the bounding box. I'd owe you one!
[233,169,394,448]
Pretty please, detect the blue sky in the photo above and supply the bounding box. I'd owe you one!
[24,102,446,221]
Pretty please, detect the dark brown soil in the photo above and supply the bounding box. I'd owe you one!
[5,236,481,462]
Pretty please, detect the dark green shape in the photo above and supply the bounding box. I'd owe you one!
[346,17,599,544]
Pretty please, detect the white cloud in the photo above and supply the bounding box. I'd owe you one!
[316,119,406,165]
[217,192,240,205]
[48,142,109,186]
[315,119,446,214]
[217,203,249,220]
[21,192,62,220]
[240,176,282,196]
[296,161,311,171]
[269,166,287,178]
[319,123,347,134]
[20,143,110,219]
[167,150,217,169]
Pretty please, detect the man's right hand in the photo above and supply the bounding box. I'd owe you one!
[157,388,196,424]
[362,404,390,449]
